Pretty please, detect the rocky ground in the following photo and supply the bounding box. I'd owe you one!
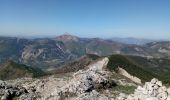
[117,78,170,100]
[0,57,170,100]
[0,79,34,100]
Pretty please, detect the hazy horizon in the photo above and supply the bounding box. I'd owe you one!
[0,32,168,41]
[0,0,170,40]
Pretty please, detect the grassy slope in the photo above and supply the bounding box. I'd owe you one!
[127,56,170,84]
[107,54,170,84]
[0,61,45,80]
[112,85,136,94]
[127,56,170,75]
[107,55,159,82]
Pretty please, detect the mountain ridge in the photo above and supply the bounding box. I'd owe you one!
[0,34,170,70]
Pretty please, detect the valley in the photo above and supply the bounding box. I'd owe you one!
[0,34,170,70]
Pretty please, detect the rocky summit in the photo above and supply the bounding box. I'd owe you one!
[0,58,115,100]
[45,58,114,100]
[0,57,170,100]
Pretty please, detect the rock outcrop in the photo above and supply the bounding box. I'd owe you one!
[1,57,170,100]
[11,57,116,100]
[117,78,170,100]
[44,57,115,99]
[22,77,69,99]
[0,80,36,100]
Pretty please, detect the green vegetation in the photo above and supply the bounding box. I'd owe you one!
[0,61,45,80]
[107,55,157,82]
[112,85,136,94]
[127,56,170,75]
[127,56,170,84]
[107,54,170,84]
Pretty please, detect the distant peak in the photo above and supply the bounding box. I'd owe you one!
[58,32,77,37]
[56,33,79,42]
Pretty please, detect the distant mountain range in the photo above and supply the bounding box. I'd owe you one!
[0,34,170,70]
[110,37,154,45]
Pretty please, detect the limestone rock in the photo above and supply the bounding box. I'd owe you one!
[117,78,170,100]
[146,97,159,100]
[0,80,29,100]
[44,57,115,99]
[19,93,36,100]
[156,80,163,87]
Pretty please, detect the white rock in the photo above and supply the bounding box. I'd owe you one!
[156,81,162,87]
[167,88,170,94]
[157,92,168,100]
[142,90,148,95]
[158,86,167,93]
[147,88,154,96]
[153,84,159,90]
[151,78,158,84]
[117,78,170,100]
[146,97,159,100]
[167,96,170,100]
[137,86,144,91]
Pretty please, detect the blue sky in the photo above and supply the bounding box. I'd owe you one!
[0,0,170,39]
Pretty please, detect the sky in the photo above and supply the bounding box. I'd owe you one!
[0,0,170,39]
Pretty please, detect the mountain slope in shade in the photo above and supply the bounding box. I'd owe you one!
[0,61,45,80]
